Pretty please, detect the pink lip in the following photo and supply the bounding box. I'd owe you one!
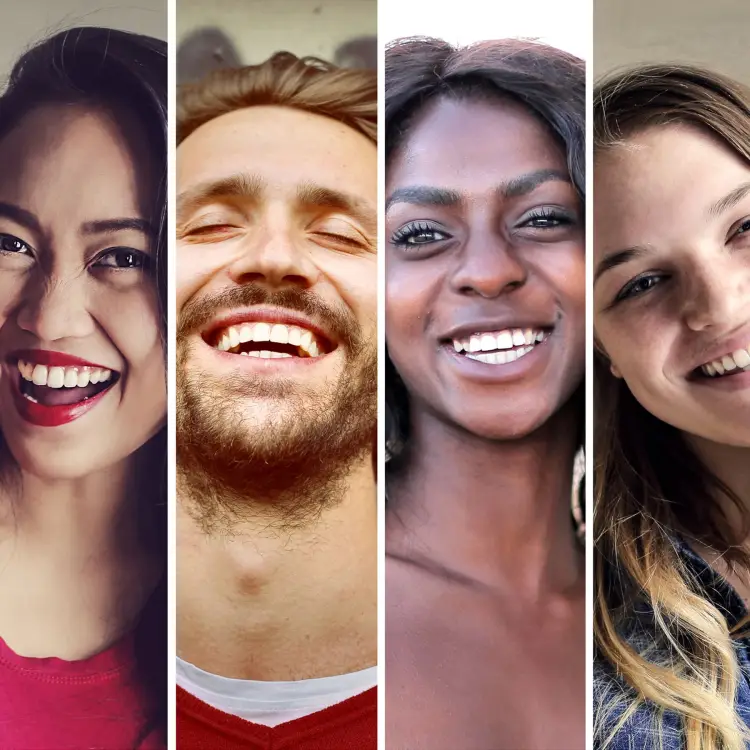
[8,349,115,370]
[202,307,335,350]
[689,325,750,372]
[693,367,750,392]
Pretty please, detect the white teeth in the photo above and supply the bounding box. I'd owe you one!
[451,328,548,363]
[497,331,513,350]
[213,322,327,358]
[270,324,289,345]
[32,365,48,385]
[47,367,65,389]
[700,344,750,377]
[16,360,115,389]
[253,323,271,342]
[481,334,496,352]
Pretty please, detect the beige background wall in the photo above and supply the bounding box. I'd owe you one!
[595,0,750,82]
[177,0,375,67]
[0,0,166,80]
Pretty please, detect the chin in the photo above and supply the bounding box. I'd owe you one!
[3,437,115,481]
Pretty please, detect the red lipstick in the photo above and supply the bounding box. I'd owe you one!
[8,349,119,428]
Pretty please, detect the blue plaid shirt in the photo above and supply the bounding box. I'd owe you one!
[594,539,750,749]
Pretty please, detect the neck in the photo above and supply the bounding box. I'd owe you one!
[0,447,159,659]
[177,454,377,681]
[387,402,583,599]
[688,435,750,541]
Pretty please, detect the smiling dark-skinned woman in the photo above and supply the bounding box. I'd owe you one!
[384,36,586,750]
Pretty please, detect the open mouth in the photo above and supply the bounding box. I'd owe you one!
[16,359,119,406]
[208,321,333,360]
[448,328,551,365]
[697,344,750,379]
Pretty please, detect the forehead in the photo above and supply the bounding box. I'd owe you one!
[0,104,145,216]
[594,124,750,257]
[177,106,376,204]
[388,97,566,191]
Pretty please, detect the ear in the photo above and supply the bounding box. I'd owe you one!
[594,334,623,378]
[610,363,623,378]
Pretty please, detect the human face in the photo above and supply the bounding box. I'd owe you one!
[176,106,377,492]
[386,97,585,440]
[594,124,750,448]
[0,105,165,479]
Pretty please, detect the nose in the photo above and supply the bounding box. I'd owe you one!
[449,230,528,298]
[228,219,319,290]
[682,254,750,331]
[15,273,96,341]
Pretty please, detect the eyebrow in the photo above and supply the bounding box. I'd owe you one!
[177,173,266,224]
[594,245,651,284]
[708,181,750,217]
[177,173,376,236]
[385,169,571,211]
[0,202,151,239]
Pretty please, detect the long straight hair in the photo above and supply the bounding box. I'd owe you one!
[0,27,167,745]
[594,64,750,750]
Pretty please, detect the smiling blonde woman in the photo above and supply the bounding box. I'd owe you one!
[593,65,750,750]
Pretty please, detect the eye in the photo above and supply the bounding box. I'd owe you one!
[731,217,750,238]
[517,207,575,230]
[615,272,667,302]
[93,247,151,271]
[0,233,33,255]
[313,217,368,248]
[391,221,451,247]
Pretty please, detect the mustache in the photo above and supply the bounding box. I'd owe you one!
[177,284,362,351]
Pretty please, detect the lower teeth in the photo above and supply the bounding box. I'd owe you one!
[464,345,536,364]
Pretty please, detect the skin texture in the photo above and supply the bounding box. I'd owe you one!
[385,97,585,749]
[594,124,750,451]
[176,105,378,681]
[0,104,165,660]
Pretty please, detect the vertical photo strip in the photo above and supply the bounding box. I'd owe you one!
[175,1,378,748]
[383,2,587,749]
[0,2,168,750]
[593,1,750,750]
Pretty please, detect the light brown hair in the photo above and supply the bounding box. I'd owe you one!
[594,64,750,750]
[177,51,376,146]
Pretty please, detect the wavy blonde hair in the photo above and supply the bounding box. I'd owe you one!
[594,64,750,750]
[177,51,376,146]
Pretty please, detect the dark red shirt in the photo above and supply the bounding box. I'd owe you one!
[0,634,164,750]
[177,684,377,749]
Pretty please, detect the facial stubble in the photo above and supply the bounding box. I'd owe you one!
[176,287,376,534]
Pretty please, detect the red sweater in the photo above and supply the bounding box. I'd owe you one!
[0,634,164,750]
[177,685,377,749]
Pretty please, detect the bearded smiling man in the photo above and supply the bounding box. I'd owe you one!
[175,53,377,749]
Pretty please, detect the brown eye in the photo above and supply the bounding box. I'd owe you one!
[94,248,151,270]
[0,233,32,255]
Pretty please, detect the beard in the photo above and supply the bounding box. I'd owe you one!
[176,285,377,534]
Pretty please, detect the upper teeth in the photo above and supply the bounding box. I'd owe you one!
[17,361,112,388]
[452,328,547,355]
[701,345,750,377]
[214,322,324,357]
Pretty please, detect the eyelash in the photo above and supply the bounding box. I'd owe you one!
[0,232,149,272]
[518,207,574,229]
[390,221,450,247]
[613,218,750,304]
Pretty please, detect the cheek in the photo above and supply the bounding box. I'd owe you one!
[322,254,377,337]
[0,270,25,317]
[385,259,436,346]
[176,242,232,310]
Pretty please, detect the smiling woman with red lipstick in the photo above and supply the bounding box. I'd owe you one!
[593,67,750,750]
[0,28,167,750]
[384,38,586,749]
